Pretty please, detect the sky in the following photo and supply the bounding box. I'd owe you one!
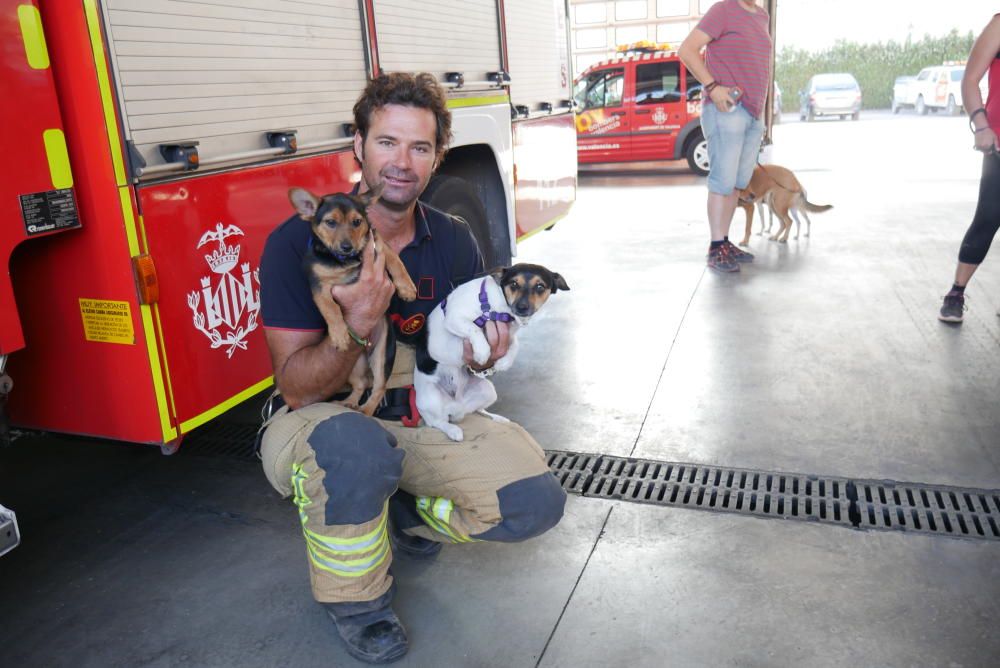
[774,0,992,52]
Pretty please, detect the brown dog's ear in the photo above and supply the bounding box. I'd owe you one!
[358,182,384,208]
[289,188,320,220]
[551,272,569,292]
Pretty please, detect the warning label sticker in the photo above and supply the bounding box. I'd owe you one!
[80,299,135,345]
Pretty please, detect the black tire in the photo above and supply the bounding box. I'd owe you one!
[916,95,927,115]
[684,132,710,177]
[851,111,860,121]
[891,100,900,114]
[807,105,815,122]
[946,95,958,116]
[419,175,511,269]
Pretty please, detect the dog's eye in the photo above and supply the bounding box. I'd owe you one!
[534,284,546,293]
[352,218,363,228]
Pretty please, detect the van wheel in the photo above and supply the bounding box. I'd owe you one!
[946,95,958,116]
[851,111,860,121]
[807,105,815,122]
[420,174,510,268]
[685,133,710,176]
[916,95,927,115]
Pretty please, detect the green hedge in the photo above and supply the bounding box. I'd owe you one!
[776,30,976,111]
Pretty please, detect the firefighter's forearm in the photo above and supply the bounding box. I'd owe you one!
[278,338,362,409]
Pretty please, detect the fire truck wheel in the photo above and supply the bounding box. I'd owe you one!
[685,133,710,177]
[420,175,510,268]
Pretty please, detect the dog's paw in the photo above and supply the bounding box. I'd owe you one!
[738,241,749,247]
[329,327,352,351]
[440,423,464,441]
[472,345,491,366]
[396,281,418,302]
[493,355,514,372]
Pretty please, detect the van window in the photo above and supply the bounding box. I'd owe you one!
[635,61,681,104]
[950,69,963,82]
[577,68,625,110]
[917,69,931,81]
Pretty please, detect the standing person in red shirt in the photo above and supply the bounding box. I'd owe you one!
[938,14,1000,323]
[679,0,772,273]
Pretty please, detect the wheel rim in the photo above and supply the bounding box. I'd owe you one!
[693,140,710,172]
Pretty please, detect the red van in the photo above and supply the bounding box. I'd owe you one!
[574,45,709,175]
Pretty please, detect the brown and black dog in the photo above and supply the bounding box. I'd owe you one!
[738,164,833,244]
[289,184,417,415]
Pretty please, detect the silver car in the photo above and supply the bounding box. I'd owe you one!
[799,73,862,121]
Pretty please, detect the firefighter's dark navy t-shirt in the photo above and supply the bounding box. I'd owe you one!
[259,201,483,342]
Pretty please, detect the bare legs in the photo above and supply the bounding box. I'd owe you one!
[708,190,739,241]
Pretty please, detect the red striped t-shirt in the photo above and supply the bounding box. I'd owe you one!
[697,0,772,119]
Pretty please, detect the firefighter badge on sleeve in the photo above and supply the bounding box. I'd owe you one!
[187,222,261,358]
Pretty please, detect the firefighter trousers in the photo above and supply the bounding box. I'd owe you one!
[259,392,566,604]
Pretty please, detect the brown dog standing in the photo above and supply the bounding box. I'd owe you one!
[289,184,417,415]
[738,164,833,244]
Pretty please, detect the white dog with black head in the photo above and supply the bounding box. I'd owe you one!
[413,263,569,441]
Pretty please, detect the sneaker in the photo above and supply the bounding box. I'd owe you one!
[724,240,754,263]
[325,591,409,664]
[707,244,740,273]
[938,292,966,323]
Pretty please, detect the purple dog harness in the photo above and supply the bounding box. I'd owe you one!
[441,278,514,328]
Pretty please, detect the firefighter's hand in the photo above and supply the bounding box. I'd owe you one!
[709,85,735,112]
[463,321,511,371]
[330,233,394,340]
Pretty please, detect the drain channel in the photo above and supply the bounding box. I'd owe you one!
[547,450,1000,542]
[181,425,1000,542]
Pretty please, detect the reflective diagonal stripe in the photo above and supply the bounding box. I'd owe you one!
[416,496,477,543]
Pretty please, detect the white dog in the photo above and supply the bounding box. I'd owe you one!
[413,263,569,441]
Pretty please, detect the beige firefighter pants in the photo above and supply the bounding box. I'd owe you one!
[260,345,565,604]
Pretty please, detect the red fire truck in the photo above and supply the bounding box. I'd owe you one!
[1,0,577,452]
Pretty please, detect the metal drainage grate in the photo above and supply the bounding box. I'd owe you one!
[547,450,1000,542]
[181,422,261,460]
[854,480,1000,541]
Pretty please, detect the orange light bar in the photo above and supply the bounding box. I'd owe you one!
[132,253,159,305]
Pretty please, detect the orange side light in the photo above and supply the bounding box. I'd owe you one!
[132,254,159,305]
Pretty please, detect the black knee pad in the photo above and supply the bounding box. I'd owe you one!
[473,473,567,543]
[308,413,404,526]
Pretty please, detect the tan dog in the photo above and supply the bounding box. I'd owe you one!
[738,165,832,244]
[290,184,417,415]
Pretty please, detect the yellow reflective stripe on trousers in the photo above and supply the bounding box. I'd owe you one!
[416,496,474,543]
[291,464,390,577]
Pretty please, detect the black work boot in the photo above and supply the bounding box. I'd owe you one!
[324,585,408,664]
[388,491,443,560]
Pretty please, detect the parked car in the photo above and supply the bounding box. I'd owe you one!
[798,73,862,121]
[891,75,916,114]
[773,81,782,123]
[893,64,988,115]
[574,45,710,175]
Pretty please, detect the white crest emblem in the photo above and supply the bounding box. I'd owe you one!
[186,222,261,358]
[652,107,667,125]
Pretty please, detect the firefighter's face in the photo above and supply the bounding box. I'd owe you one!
[355,104,438,210]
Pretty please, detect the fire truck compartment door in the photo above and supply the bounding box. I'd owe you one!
[99,1,368,177]
[504,0,572,115]
[373,0,501,89]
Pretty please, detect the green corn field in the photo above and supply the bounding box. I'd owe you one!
[776,29,976,111]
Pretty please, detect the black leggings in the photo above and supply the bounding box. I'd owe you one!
[958,152,1000,265]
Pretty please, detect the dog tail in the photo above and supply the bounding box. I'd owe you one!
[801,192,833,213]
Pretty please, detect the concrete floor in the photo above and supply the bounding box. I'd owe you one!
[2,112,999,667]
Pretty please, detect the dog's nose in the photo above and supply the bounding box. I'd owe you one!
[339,241,354,253]
[514,303,531,316]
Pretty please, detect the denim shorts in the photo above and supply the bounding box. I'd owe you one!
[700,101,765,194]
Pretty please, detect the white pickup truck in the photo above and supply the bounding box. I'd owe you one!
[892,64,988,115]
